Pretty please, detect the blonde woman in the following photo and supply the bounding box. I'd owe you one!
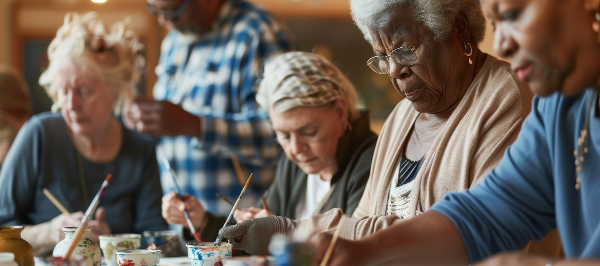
[0,12,167,255]
[0,66,31,169]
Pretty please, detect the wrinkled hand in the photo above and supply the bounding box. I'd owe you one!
[49,212,85,243]
[309,233,372,266]
[88,207,111,243]
[474,252,554,266]
[218,216,301,255]
[162,191,205,230]
[124,97,200,137]
[234,207,275,222]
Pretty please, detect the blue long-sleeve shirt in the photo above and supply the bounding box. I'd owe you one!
[153,0,296,216]
[0,113,168,233]
[431,89,600,262]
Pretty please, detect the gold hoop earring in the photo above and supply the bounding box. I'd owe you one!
[592,12,600,43]
[463,42,473,65]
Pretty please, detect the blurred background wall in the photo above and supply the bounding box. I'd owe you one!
[0,0,499,132]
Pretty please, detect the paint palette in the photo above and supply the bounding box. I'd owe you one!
[186,243,232,266]
[115,249,161,266]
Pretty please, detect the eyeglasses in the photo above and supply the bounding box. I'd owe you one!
[366,38,424,74]
[147,0,192,20]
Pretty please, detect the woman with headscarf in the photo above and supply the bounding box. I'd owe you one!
[307,0,600,265]
[217,0,557,257]
[160,52,377,243]
[0,12,167,255]
[0,66,31,170]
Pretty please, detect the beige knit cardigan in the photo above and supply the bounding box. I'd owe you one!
[306,55,542,241]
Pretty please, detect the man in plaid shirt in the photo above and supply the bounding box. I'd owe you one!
[126,0,295,217]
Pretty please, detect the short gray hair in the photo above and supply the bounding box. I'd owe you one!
[351,0,486,45]
[256,52,360,121]
[39,12,144,113]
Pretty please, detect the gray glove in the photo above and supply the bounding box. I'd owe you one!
[218,216,301,255]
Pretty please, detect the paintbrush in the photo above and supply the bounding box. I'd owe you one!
[230,155,245,186]
[261,197,270,213]
[161,157,201,243]
[319,217,345,266]
[215,193,234,206]
[213,173,253,246]
[63,221,88,260]
[43,188,70,215]
[80,174,112,225]
[147,235,178,250]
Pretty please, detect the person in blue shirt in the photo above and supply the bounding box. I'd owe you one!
[307,0,600,265]
[0,13,168,255]
[0,66,31,171]
[124,0,296,217]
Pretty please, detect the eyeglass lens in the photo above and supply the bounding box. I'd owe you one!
[368,47,418,74]
[147,0,191,19]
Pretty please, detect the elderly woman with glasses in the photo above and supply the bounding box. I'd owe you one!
[216,0,564,257]
[0,13,168,255]
[160,52,377,246]
[306,0,600,264]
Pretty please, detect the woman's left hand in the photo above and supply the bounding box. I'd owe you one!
[474,252,554,266]
[254,208,275,219]
[234,207,276,222]
[309,233,372,266]
[88,207,111,243]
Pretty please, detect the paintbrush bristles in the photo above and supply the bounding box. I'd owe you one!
[43,188,70,215]
[64,221,88,260]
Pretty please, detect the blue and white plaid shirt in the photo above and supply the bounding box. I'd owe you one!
[154,0,295,216]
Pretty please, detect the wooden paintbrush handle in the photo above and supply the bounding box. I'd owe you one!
[261,197,270,213]
[63,221,88,260]
[43,188,70,215]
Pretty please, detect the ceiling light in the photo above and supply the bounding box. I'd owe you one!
[91,0,107,4]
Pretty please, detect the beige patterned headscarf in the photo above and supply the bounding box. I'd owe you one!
[256,52,359,120]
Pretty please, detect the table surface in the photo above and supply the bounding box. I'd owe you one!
[34,256,273,266]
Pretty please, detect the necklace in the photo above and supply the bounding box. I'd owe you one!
[77,152,90,207]
[574,91,598,190]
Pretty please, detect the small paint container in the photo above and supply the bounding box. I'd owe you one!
[99,234,141,266]
[186,243,232,266]
[115,250,160,266]
[142,230,184,257]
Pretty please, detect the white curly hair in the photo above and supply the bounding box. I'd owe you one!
[39,12,144,114]
[351,0,486,45]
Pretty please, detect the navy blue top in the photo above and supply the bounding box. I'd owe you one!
[431,90,600,262]
[0,112,168,233]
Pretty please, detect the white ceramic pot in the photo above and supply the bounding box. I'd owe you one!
[52,227,101,266]
[186,243,232,266]
[115,250,160,266]
[0,253,18,266]
[99,235,141,266]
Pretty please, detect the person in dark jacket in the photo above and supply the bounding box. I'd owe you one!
[161,52,377,241]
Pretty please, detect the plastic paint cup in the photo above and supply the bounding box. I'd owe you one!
[99,234,141,266]
[115,250,160,266]
[186,243,232,266]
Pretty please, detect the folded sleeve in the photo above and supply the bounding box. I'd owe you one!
[430,96,556,263]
